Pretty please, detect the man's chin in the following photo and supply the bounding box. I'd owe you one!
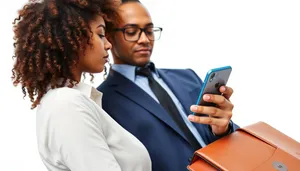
[134,56,151,67]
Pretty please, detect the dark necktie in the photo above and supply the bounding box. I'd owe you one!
[136,66,201,150]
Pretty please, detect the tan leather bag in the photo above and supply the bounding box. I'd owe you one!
[187,121,300,171]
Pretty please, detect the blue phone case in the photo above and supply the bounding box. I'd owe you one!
[192,66,232,115]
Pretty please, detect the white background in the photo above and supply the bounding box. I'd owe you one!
[1,0,299,170]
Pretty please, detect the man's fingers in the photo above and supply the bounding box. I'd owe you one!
[219,86,233,99]
[202,94,234,110]
[188,115,229,127]
[190,105,232,119]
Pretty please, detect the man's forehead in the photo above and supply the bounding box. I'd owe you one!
[118,2,152,26]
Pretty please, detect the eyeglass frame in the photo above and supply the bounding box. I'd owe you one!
[112,26,163,42]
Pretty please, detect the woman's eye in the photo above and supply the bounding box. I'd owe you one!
[98,34,105,39]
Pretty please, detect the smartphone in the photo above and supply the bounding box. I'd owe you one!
[192,66,232,115]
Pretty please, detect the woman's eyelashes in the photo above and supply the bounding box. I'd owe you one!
[98,34,105,39]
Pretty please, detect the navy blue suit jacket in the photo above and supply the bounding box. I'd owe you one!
[97,68,239,171]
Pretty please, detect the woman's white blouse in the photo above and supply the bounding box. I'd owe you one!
[36,82,151,171]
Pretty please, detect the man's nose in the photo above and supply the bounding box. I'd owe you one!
[137,31,150,44]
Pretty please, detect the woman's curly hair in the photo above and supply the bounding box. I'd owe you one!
[12,0,120,109]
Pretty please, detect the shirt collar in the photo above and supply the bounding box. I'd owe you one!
[72,82,103,106]
[111,62,160,82]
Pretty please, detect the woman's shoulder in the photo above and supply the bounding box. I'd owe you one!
[45,86,85,100]
[37,87,95,118]
[41,86,93,107]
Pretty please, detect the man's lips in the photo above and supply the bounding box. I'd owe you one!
[135,48,151,52]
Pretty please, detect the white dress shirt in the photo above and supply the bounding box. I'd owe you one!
[36,82,151,171]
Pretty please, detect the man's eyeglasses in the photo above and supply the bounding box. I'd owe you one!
[113,26,163,42]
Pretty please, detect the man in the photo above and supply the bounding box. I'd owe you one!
[98,0,239,170]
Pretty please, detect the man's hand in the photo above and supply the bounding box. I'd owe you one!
[188,86,234,135]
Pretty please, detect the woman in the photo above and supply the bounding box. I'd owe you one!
[11,0,151,170]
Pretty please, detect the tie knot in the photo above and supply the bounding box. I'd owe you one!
[136,66,152,78]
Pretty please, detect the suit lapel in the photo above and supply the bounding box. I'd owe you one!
[159,70,210,143]
[106,70,189,143]
[158,70,198,116]
[158,70,209,145]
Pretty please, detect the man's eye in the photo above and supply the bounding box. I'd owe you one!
[125,28,138,34]
[125,31,137,36]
